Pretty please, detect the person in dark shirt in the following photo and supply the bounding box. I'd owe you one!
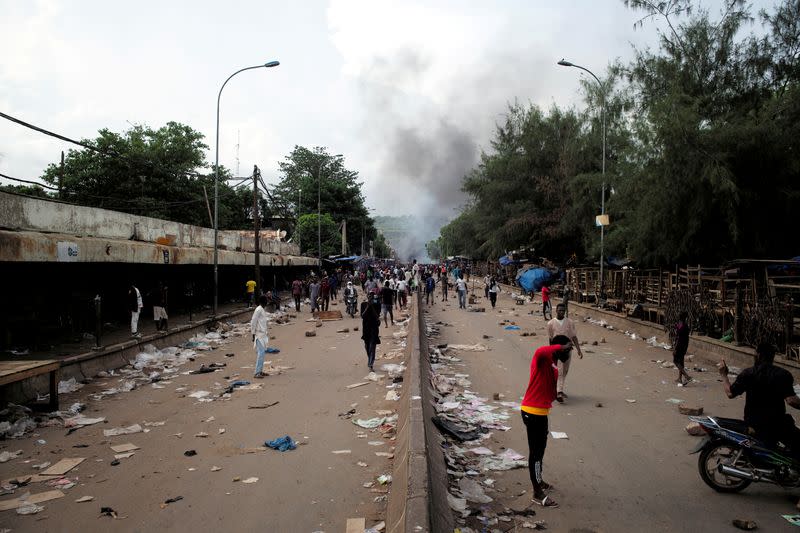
[719,343,800,453]
[673,311,691,385]
[361,293,382,372]
[380,280,394,327]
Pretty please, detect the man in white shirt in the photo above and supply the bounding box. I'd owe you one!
[250,295,270,378]
[129,284,143,338]
[396,278,407,309]
[456,275,468,309]
[546,303,584,402]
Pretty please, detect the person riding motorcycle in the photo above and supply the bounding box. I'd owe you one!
[344,281,358,316]
[718,343,800,455]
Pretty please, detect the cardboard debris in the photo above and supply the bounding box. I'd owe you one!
[110,443,139,453]
[104,424,144,437]
[40,458,85,476]
[0,489,65,512]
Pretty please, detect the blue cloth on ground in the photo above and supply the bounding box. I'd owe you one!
[265,347,280,354]
[504,325,521,330]
[229,380,251,388]
[266,435,297,452]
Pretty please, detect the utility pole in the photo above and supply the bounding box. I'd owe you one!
[341,219,347,255]
[253,165,261,297]
[58,151,64,199]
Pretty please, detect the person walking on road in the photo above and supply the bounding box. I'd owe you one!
[321,275,331,311]
[309,277,321,313]
[488,277,500,308]
[245,279,257,308]
[541,283,552,320]
[547,303,584,402]
[456,274,467,309]
[673,311,692,385]
[151,282,169,332]
[425,274,436,306]
[250,295,270,379]
[520,335,573,508]
[396,277,408,309]
[291,277,303,312]
[484,274,491,300]
[441,274,449,301]
[381,280,394,327]
[129,283,143,338]
[361,293,382,372]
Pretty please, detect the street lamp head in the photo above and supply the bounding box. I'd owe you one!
[557,59,574,67]
[264,60,280,68]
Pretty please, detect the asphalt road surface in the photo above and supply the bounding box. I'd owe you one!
[425,288,800,532]
[0,300,403,532]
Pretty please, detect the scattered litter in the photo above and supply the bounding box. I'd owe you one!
[550,431,569,439]
[625,399,637,403]
[522,521,547,530]
[376,474,392,485]
[248,401,280,409]
[0,450,22,463]
[447,493,468,515]
[163,496,183,504]
[75,496,94,503]
[331,450,352,455]
[447,344,488,352]
[503,325,521,331]
[458,477,493,503]
[188,391,212,399]
[40,457,85,476]
[58,377,84,394]
[357,461,368,467]
[211,466,222,472]
[265,436,297,452]
[353,416,397,429]
[0,489,65,512]
[64,415,106,428]
[110,443,139,453]
[32,461,51,469]
[783,515,800,526]
[385,391,401,401]
[363,482,374,488]
[104,424,143,437]
[114,452,135,460]
[184,450,197,457]
[679,405,704,416]
[242,477,259,484]
[368,441,385,446]
[469,447,494,456]
[375,452,394,458]
[110,459,120,466]
[218,428,226,434]
[346,382,370,389]
[732,518,758,530]
[16,503,44,515]
[665,398,684,404]
[195,432,209,438]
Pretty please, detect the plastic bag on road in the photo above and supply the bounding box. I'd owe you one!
[265,435,297,452]
[458,477,493,503]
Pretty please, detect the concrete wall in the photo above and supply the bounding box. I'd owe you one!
[386,292,452,533]
[0,190,300,256]
[0,229,316,266]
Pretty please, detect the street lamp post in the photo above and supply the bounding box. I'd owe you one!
[317,160,327,270]
[297,188,302,252]
[558,59,606,300]
[213,60,279,316]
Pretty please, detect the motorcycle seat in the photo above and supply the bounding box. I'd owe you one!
[714,417,753,435]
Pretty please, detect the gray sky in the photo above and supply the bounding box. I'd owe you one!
[0,0,775,221]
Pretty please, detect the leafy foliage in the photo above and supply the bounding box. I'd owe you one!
[434,0,800,266]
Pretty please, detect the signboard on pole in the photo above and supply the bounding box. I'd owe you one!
[595,214,610,227]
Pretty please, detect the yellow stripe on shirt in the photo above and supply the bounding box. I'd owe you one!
[521,405,550,416]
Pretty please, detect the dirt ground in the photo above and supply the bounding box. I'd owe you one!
[0,299,406,532]
[425,288,800,532]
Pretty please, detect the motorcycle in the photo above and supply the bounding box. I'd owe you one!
[345,292,358,318]
[689,415,800,492]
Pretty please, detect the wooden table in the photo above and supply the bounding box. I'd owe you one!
[0,359,60,410]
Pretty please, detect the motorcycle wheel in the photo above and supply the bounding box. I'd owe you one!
[698,442,752,493]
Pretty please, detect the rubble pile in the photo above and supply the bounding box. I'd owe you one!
[425,313,534,531]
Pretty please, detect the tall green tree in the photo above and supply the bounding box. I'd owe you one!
[39,122,252,229]
[271,146,380,255]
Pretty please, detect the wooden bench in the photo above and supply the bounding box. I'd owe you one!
[0,359,60,410]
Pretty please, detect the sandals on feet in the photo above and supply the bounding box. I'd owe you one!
[531,495,558,508]
[556,392,564,403]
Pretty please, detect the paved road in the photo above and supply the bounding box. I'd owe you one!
[425,288,799,532]
[1,300,403,532]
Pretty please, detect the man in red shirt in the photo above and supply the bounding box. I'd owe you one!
[541,283,552,320]
[520,335,573,508]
